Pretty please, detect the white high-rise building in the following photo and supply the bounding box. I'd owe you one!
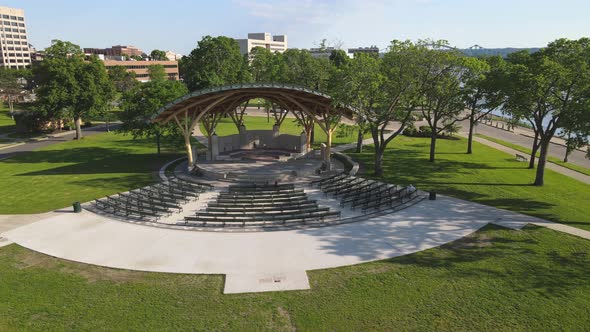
[0,6,31,69]
[236,33,288,56]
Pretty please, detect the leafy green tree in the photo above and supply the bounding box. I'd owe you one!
[333,40,426,176]
[180,36,251,90]
[501,38,590,185]
[34,40,115,139]
[329,49,349,69]
[130,55,143,61]
[147,64,167,82]
[108,66,137,94]
[462,56,506,154]
[119,79,188,154]
[150,49,168,61]
[418,41,469,162]
[0,68,31,114]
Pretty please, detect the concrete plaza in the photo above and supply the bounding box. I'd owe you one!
[2,195,556,294]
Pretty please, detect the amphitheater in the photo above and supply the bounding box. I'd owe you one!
[2,84,546,294]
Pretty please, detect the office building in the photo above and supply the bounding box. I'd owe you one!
[84,45,144,58]
[0,6,31,69]
[236,33,288,55]
[103,60,179,82]
[348,46,380,56]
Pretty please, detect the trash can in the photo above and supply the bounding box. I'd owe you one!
[73,201,82,213]
[429,192,437,200]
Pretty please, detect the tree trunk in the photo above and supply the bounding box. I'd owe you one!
[467,113,475,154]
[325,128,332,168]
[356,130,363,153]
[534,138,550,186]
[74,117,83,140]
[374,148,384,177]
[564,132,571,163]
[429,132,437,162]
[310,127,315,144]
[529,131,539,169]
[185,132,194,171]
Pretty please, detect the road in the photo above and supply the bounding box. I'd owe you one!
[0,124,118,161]
[462,120,590,169]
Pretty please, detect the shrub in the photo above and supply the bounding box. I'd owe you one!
[403,124,418,137]
[418,125,432,136]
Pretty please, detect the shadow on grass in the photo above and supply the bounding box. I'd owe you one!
[0,137,183,177]
[391,224,590,298]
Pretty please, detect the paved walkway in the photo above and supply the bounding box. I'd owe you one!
[466,119,590,168]
[468,134,590,185]
[3,195,577,294]
[0,123,119,161]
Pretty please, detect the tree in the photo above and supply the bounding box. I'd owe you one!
[333,40,425,176]
[34,40,115,139]
[462,56,505,154]
[150,49,168,61]
[108,66,138,94]
[120,79,188,154]
[329,49,349,69]
[179,36,251,90]
[418,42,469,162]
[147,64,167,82]
[0,68,31,114]
[249,47,276,82]
[130,55,143,61]
[501,38,590,185]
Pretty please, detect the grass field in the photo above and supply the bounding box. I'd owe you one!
[349,135,590,231]
[0,132,182,214]
[200,115,359,147]
[0,224,589,330]
[0,103,16,135]
[1,123,590,329]
[476,133,590,177]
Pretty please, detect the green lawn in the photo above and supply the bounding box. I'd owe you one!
[201,115,359,147]
[0,132,182,214]
[0,103,16,135]
[349,136,590,231]
[1,121,590,329]
[0,224,589,330]
[476,133,590,177]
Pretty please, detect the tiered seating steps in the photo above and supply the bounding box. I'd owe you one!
[183,183,340,228]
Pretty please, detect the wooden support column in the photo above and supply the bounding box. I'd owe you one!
[173,111,194,172]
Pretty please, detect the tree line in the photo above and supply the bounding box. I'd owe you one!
[3,36,589,187]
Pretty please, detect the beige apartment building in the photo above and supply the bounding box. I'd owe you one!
[236,33,288,55]
[0,6,31,69]
[103,60,179,82]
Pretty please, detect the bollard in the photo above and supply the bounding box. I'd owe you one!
[429,192,437,200]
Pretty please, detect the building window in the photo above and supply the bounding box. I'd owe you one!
[1,15,7,19]
[11,22,17,26]
[17,17,24,21]
[19,29,25,33]
[18,23,24,27]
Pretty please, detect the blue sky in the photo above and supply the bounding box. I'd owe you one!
[7,0,590,55]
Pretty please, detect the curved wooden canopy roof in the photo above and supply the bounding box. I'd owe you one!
[151,83,354,124]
